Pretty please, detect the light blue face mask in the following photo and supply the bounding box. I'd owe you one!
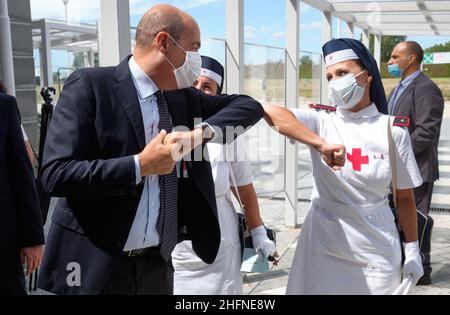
[387,64,402,78]
[388,55,412,78]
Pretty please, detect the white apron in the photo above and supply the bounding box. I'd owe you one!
[286,104,423,295]
[172,138,253,295]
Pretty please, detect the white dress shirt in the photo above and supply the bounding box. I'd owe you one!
[21,125,28,142]
[124,57,161,251]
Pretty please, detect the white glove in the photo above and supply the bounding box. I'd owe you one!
[250,225,276,258]
[403,241,424,286]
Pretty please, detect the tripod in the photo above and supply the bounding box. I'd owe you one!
[37,87,55,179]
[28,87,55,292]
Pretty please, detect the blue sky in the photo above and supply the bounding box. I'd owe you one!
[30,0,450,73]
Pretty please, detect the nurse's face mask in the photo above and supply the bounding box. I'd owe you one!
[328,70,367,110]
[163,34,202,89]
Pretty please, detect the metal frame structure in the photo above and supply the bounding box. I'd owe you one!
[32,19,98,86]
[302,0,450,36]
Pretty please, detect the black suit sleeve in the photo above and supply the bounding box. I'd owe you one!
[41,70,136,196]
[411,82,444,156]
[196,91,264,144]
[7,96,44,248]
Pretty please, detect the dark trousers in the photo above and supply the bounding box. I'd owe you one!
[0,252,27,295]
[414,181,434,277]
[101,250,173,295]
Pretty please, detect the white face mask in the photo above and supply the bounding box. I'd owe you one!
[164,34,202,89]
[328,70,367,110]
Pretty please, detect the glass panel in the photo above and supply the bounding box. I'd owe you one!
[244,43,286,201]
[199,37,226,66]
[244,43,285,105]
[299,51,323,107]
[36,67,80,110]
[297,50,323,222]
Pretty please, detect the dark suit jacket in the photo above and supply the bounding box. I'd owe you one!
[0,92,44,255]
[37,56,264,294]
[389,72,444,182]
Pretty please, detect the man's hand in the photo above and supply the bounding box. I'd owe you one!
[163,128,203,158]
[317,141,346,171]
[20,245,44,277]
[138,130,181,177]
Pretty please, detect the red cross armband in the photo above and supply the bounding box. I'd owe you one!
[393,116,410,127]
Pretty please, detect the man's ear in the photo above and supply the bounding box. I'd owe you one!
[155,32,169,52]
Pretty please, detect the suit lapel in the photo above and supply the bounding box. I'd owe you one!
[392,73,422,115]
[164,90,188,127]
[113,57,146,150]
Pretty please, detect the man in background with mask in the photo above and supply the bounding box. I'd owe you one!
[388,41,444,285]
[37,4,266,295]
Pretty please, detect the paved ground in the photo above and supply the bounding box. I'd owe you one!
[432,103,450,209]
[243,205,450,295]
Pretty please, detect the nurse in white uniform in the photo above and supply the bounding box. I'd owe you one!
[265,38,424,295]
[172,56,277,295]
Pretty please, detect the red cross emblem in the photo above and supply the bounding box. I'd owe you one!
[347,148,369,172]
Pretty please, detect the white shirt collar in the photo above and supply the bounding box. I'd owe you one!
[337,103,380,119]
[128,56,158,100]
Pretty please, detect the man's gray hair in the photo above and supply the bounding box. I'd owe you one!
[135,10,184,48]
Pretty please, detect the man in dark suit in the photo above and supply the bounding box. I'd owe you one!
[388,41,444,285]
[0,81,45,294]
[38,4,344,295]
[37,4,267,295]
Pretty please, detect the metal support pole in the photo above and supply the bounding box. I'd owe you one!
[321,11,332,105]
[99,0,131,66]
[225,0,244,94]
[284,0,299,228]
[0,0,15,95]
[39,20,53,86]
[374,34,382,70]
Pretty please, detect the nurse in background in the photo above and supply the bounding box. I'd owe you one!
[171,56,277,295]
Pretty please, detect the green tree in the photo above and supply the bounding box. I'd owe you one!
[94,53,99,67]
[425,40,450,53]
[72,52,85,68]
[72,52,99,68]
[366,35,406,62]
[299,55,313,79]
